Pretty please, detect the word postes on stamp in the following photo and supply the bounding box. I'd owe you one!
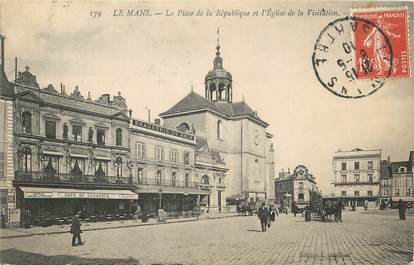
[312,16,393,99]
[352,8,410,79]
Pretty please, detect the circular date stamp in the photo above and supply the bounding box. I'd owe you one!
[312,16,393,99]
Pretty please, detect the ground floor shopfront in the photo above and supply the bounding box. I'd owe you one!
[135,185,214,214]
[16,186,138,227]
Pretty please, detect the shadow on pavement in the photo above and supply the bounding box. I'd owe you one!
[0,248,140,265]
[246,229,262,232]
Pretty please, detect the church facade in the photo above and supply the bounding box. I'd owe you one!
[160,42,275,204]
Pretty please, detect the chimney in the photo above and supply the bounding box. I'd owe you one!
[0,35,5,73]
[387,156,390,163]
[288,168,290,174]
[102,94,110,103]
[154,118,161,125]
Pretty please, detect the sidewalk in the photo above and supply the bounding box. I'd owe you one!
[0,212,240,239]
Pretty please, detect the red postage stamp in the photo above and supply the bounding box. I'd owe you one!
[352,8,410,79]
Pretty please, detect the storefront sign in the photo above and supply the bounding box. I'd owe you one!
[24,191,138,200]
[132,119,195,140]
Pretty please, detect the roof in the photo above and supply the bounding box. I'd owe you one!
[390,161,412,173]
[0,70,14,98]
[160,91,268,127]
[15,88,129,120]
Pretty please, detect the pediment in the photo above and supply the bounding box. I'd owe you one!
[15,90,43,104]
[69,116,86,125]
[112,110,130,120]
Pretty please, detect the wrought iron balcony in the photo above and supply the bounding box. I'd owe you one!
[14,171,135,186]
[136,178,200,189]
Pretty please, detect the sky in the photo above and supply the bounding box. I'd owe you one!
[1,1,413,193]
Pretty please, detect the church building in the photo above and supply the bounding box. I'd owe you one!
[160,39,275,205]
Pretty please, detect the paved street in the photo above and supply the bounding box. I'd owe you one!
[0,210,413,265]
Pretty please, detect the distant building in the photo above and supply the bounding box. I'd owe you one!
[389,151,413,207]
[331,148,381,207]
[275,165,320,208]
[379,158,392,205]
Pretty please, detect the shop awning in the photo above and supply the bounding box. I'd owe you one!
[42,150,63,156]
[391,196,414,202]
[20,187,138,200]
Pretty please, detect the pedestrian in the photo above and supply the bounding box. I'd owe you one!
[337,200,343,223]
[257,203,269,232]
[292,201,297,217]
[71,211,83,246]
[364,200,368,211]
[398,199,406,220]
[269,205,276,221]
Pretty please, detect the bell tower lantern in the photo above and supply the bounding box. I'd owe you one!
[205,29,233,103]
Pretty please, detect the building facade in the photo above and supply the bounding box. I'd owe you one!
[275,165,320,208]
[12,66,139,225]
[129,119,225,213]
[379,159,392,205]
[331,148,381,207]
[389,151,414,207]
[0,35,17,225]
[159,42,275,205]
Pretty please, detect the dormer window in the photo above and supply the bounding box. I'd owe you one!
[399,167,406,173]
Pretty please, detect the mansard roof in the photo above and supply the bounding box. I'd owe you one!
[160,91,268,127]
[15,88,129,120]
[390,161,412,173]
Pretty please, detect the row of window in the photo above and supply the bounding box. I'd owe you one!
[21,111,123,146]
[341,190,373,197]
[341,161,374,171]
[384,188,412,196]
[340,174,375,183]
[19,149,121,178]
[135,143,191,165]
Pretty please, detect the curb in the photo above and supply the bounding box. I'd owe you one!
[0,214,242,239]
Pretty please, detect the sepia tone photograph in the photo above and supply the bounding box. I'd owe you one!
[0,1,413,264]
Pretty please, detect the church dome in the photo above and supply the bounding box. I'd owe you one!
[205,44,232,82]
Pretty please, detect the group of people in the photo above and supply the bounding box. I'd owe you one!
[320,200,344,223]
[257,203,277,232]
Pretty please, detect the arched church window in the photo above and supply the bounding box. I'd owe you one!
[217,120,222,139]
[116,128,122,146]
[22,111,32,133]
[201,175,209,185]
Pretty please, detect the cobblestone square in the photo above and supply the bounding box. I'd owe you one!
[0,210,413,265]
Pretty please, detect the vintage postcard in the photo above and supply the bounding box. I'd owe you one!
[0,1,413,265]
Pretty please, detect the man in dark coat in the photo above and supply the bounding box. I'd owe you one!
[257,203,269,232]
[398,199,406,220]
[71,211,83,246]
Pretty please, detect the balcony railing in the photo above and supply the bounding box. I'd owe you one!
[136,178,199,188]
[15,171,135,186]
